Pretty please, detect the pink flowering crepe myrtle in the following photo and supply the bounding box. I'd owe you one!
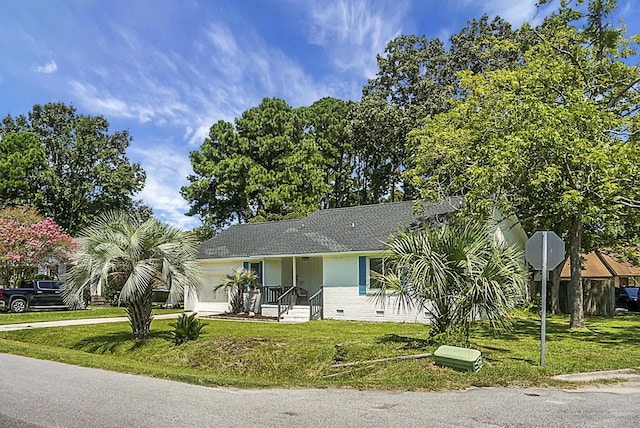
[0,217,77,285]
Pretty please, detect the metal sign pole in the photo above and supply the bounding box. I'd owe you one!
[541,231,548,366]
[526,230,565,367]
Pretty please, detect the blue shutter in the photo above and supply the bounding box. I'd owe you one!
[358,256,367,295]
[242,262,249,292]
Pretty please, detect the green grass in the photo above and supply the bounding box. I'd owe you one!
[0,307,183,325]
[1,312,639,390]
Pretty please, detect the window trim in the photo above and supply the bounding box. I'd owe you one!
[367,257,385,293]
[366,256,411,294]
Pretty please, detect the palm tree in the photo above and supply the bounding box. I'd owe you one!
[62,211,200,340]
[373,220,527,343]
[215,268,258,314]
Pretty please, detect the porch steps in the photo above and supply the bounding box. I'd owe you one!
[279,306,310,323]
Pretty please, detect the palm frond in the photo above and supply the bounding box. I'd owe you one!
[63,211,201,339]
[374,219,527,339]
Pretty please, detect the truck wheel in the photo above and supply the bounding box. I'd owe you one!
[10,299,27,313]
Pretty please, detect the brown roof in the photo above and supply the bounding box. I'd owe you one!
[560,252,613,280]
[559,251,640,279]
[599,252,640,277]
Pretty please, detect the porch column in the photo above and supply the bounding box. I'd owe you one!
[292,257,297,289]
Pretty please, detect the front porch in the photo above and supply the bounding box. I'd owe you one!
[255,254,324,322]
[260,285,323,323]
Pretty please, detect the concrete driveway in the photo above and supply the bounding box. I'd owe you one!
[0,313,184,332]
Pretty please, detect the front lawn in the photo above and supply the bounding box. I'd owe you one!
[0,307,183,325]
[1,313,639,390]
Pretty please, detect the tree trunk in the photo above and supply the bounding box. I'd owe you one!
[550,265,561,315]
[568,216,585,328]
[127,288,154,340]
[231,285,244,314]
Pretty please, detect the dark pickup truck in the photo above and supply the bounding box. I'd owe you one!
[0,280,68,313]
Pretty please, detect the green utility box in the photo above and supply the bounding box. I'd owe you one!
[434,345,482,372]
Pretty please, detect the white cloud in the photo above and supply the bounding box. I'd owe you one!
[70,81,139,120]
[183,126,194,140]
[33,60,58,74]
[130,144,200,230]
[71,15,338,145]
[70,80,192,125]
[205,24,239,58]
[303,0,409,78]
[64,7,367,227]
[452,0,551,27]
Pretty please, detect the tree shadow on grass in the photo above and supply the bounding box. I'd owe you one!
[377,333,431,350]
[497,316,640,347]
[564,325,640,347]
[72,331,167,354]
[473,315,640,367]
[464,342,534,365]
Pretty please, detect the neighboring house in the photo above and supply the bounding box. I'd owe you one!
[186,199,528,323]
[558,250,640,316]
[37,257,69,282]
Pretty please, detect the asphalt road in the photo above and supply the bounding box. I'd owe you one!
[0,353,637,428]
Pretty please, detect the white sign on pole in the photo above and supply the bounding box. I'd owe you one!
[525,231,565,367]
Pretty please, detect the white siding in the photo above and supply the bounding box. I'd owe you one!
[322,254,431,323]
[323,255,358,286]
[264,259,281,286]
[324,286,430,323]
[492,209,528,250]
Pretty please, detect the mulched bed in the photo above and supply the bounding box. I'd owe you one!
[204,312,278,322]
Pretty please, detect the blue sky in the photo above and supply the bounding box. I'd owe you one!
[2,0,639,230]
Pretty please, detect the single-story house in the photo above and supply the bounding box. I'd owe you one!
[186,199,528,322]
[558,250,640,315]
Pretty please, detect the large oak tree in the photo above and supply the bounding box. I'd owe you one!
[0,132,46,207]
[348,16,521,204]
[1,103,148,235]
[409,0,640,328]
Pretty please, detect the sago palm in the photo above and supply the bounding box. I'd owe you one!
[62,211,200,340]
[373,220,527,342]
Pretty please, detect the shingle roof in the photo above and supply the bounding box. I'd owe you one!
[560,252,613,279]
[197,198,463,259]
[600,253,640,277]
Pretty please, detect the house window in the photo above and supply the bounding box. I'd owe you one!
[249,262,262,282]
[243,262,263,290]
[369,257,411,291]
[369,257,384,289]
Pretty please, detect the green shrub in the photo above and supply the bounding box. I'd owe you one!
[170,313,204,345]
[514,293,541,316]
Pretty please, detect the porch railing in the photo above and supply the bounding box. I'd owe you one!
[309,287,323,320]
[277,286,297,321]
[262,285,284,305]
